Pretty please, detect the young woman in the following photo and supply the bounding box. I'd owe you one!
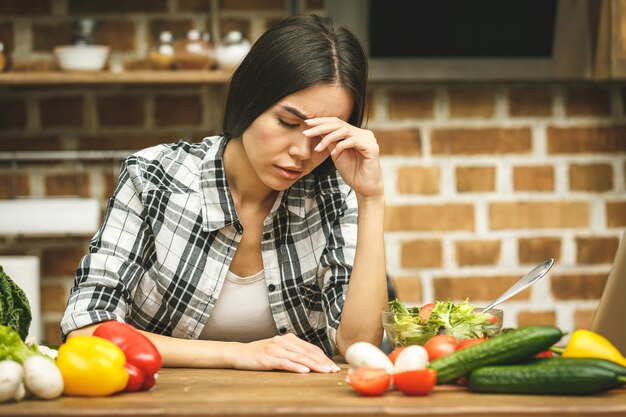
[61,14,387,374]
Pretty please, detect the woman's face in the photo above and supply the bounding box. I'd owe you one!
[241,84,353,191]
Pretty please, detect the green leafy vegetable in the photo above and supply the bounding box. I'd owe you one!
[0,324,39,363]
[0,265,32,341]
[388,298,500,346]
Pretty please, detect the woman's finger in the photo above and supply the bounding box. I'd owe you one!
[314,127,352,152]
[303,122,345,139]
[278,334,339,371]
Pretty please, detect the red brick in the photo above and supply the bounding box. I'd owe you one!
[40,283,69,314]
[513,165,554,191]
[220,0,285,10]
[569,163,613,192]
[154,95,203,127]
[44,321,62,346]
[434,275,530,302]
[574,309,596,330]
[547,126,626,154]
[518,237,561,264]
[401,239,442,268]
[97,95,145,127]
[388,90,434,120]
[41,247,86,276]
[551,273,608,300]
[0,135,64,152]
[449,88,494,118]
[397,166,439,195]
[39,96,84,128]
[490,202,589,229]
[69,0,167,13]
[0,175,29,199]
[607,202,626,227]
[0,99,27,130]
[93,20,136,52]
[373,130,421,156]
[391,276,422,303]
[576,236,619,264]
[456,166,495,192]
[45,173,90,197]
[565,87,611,117]
[32,23,73,52]
[517,311,556,327]
[0,0,51,15]
[385,204,474,231]
[455,240,500,266]
[431,128,532,155]
[79,134,174,151]
[0,23,14,55]
[509,87,552,117]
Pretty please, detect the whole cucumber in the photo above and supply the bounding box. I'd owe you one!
[429,325,564,384]
[468,361,626,395]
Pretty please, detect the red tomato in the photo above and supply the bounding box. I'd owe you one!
[455,337,486,351]
[419,303,436,322]
[535,350,554,358]
[424,335,459,361]
[348,367,391,397]
[394,369,437,396]
[486,313,499,323]
[388,347,406,364]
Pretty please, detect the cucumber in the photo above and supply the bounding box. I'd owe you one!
[428,325,564,384]
[531,357,626,377]
[468,361,626,395]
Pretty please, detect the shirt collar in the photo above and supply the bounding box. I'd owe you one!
[199,136,309,232]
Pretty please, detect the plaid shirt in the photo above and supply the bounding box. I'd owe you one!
[61,136,357,356]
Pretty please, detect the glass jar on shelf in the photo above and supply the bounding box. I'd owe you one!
[174,29,215,70]
[149,31,176,70]
[215,31,251,71]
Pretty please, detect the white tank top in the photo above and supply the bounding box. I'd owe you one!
[199,269,279,342]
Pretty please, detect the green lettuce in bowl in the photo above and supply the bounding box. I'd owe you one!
[383,299,502,347]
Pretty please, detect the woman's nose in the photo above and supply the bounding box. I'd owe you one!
[288,134,315,160]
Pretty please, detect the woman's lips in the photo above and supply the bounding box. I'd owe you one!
[275,165,303,180]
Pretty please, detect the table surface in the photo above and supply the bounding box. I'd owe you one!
[2,363,626,417]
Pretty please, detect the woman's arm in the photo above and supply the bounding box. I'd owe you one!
[68,324,339,372]
[304,118,388,354]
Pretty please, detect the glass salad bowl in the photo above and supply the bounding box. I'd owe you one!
[382,300,503,348]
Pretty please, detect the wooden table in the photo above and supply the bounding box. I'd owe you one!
[2,364,626,417]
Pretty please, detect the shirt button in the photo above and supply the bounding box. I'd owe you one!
[268,284,276,291]
[263,232,271,240]
[279,327,287,334]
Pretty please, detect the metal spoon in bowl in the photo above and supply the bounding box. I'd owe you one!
[482,258,555,311]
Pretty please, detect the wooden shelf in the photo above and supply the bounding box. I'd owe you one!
[0,70,232,85]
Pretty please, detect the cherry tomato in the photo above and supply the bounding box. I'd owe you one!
[424,335,459,361]
[419,303,436,322]
[394,369,437,396]
[455,337,486,351]
[388,347,406,364]
[348,367,391,397]
[535,350,554,358]
[486,313,499,323]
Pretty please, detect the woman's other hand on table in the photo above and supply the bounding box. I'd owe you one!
[229,333,341,373]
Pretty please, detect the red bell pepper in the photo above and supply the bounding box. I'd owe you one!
[93,321,162,392]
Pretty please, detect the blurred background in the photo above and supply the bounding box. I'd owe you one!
[0,0,624,345]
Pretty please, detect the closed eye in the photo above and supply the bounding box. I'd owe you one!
[278,118,299,129]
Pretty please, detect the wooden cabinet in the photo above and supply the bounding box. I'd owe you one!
[595,0,626,79]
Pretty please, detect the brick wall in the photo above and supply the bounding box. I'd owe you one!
[1,1,625,345]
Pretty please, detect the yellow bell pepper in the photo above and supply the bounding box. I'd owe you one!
[560,329,626,367]
[56,335,129,396]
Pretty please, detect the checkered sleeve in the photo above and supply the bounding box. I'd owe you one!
[60,157,155,340]
[318,188,358,346]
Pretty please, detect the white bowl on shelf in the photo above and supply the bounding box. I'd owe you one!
[54,45,110,71]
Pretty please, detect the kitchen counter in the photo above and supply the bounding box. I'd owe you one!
[2,364,625,417]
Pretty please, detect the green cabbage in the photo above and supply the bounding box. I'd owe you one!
[0,265,32,341]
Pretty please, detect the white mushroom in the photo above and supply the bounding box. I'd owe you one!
[22,355,64,400]
[0,360,25,402]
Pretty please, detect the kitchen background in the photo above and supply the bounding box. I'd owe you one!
[0,0,625,346]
